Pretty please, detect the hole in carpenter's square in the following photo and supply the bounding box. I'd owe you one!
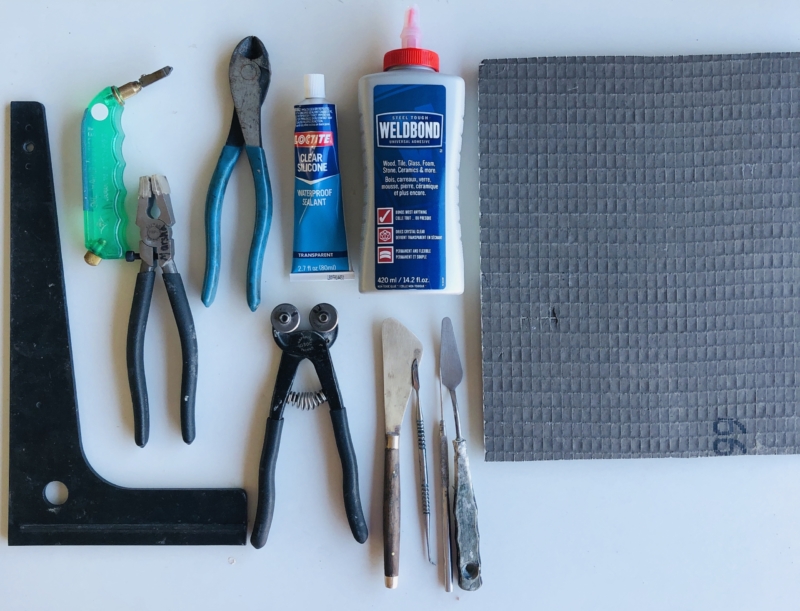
[23,141,35,153]
[44,481,68,505]
[25,124,32,131]
[25,163,31,170]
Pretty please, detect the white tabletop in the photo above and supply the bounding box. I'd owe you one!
[2,1,800,609]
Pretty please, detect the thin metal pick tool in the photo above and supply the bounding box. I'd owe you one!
[412,359,435,565]
[438,375,454,591]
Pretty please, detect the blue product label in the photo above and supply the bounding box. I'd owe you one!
[373,84,446,290]
[292,103,349,273]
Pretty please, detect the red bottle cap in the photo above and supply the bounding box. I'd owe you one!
[383,47,440,72]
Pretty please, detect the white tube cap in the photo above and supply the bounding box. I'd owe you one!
[304,74,325,99]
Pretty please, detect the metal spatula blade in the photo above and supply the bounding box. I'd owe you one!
[440,317,463,394]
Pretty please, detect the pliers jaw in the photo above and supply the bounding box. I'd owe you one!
[228,36,271,148]
[134,174,177,273]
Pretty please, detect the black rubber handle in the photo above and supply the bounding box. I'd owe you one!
[163,272,198,444]
[251,416,283,549]
[330,408,368,544]
[127,270,155,448]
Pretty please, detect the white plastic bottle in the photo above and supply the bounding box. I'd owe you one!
[358,6,465,293]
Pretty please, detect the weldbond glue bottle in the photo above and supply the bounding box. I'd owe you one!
[358,5,465,293]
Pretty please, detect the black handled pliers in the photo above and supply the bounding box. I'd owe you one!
[251,303,368,549]
[202,36,273,312]
[126,175,198,447]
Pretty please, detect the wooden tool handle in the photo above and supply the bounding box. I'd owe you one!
[383,434,401,588]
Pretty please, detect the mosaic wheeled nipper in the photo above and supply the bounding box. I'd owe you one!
[250,303,368,549]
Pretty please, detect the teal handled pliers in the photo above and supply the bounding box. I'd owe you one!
[203,36,273,311]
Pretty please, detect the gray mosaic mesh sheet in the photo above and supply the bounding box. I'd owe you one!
[478,54,800,462]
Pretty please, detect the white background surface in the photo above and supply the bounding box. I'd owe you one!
[2,1,800,609]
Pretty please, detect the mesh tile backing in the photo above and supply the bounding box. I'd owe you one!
[478,54,800,461]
